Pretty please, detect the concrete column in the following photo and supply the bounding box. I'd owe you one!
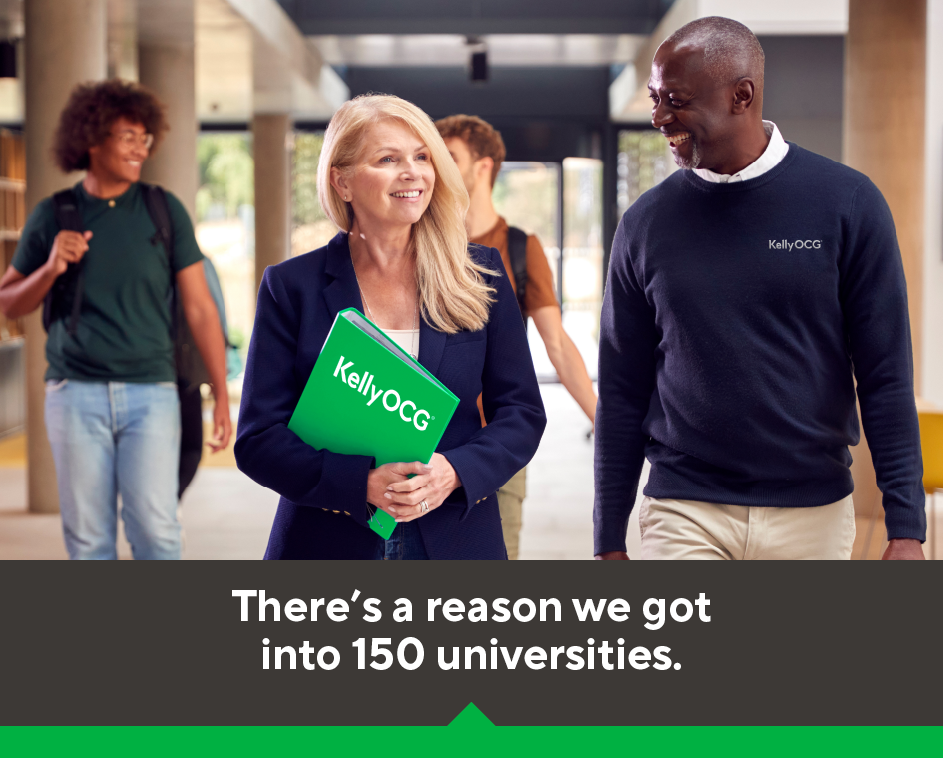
[252,113,291,292]
[844,0,926,383]
[107,0,138,81]
[23,0,107,514]
[138,0,197,217]
[843,0,927,544]
[922,0,943,405]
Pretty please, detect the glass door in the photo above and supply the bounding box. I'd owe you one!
[492,158,605,381]
[561,157,603,381]
[492,161,563,380]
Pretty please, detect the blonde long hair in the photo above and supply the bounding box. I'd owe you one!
[317,94,496,334]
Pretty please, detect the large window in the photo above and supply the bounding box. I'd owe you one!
[292,131,336,256]
[194,132,254,358]
[194,129,335,367]
[493,161,561,298]
[493,159,604,381]
[616,129,675,218]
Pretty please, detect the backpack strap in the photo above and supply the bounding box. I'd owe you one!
[140,182,175,268]
[139,182,179,337]
[507,225,529,321]
[140,182,216,390]
[45,189,86,335]
[52,188,84,232]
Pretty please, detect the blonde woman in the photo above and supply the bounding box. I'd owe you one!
[235,95,546,560]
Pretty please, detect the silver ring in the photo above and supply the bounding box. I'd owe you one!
[420,499,429,513]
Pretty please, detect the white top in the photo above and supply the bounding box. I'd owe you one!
[383,328,420,360]
[693,121,789,184]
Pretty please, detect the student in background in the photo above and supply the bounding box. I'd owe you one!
[436,115,597,559]
[0,80,230,560]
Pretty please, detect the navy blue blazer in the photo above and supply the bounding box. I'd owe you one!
[234,232,546,559]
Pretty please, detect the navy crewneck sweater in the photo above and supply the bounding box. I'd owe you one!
[594,144,925,554]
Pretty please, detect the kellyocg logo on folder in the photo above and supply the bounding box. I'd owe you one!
[288,308,459,539]
[332,355,433,431]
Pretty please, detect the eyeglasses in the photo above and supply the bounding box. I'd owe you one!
[111,131,154,150]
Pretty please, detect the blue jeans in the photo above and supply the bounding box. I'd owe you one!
[44,380,182,560]
[378,520,430,560]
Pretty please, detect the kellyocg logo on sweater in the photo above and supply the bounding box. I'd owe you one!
[333,355,431,431]
[769,239,822,250]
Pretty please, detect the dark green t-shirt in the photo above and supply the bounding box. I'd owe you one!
[12,182,203,382]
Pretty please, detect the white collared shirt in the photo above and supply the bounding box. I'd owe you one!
[693,121,789,183]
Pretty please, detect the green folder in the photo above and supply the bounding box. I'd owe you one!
[288,308,459,539]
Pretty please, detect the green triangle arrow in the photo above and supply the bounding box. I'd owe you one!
[449,702,495,728]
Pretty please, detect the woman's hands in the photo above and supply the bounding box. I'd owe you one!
[366,453,461,522]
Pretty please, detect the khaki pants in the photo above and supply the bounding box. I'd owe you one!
[639,495,856,560]
[497,467,527,560]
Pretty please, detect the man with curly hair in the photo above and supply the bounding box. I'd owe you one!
[0,80,231,560]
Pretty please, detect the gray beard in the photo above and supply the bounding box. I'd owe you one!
[673,139,701,170]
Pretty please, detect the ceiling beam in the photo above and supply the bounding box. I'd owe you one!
[278,0,673,35]
[224,0,348,117]
[290,17,664,36]
[195,0,348,122]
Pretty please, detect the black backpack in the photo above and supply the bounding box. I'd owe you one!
[44,183,210,390]
[507,225,528,324]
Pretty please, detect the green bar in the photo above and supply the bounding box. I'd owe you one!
[2,725,940,758]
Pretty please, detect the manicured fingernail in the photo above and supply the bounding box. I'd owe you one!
[395,519,403,523]
[423,464,433,470]
[384,493,391,499]
[388,507,396,514]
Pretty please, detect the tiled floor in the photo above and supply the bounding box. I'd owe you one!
[0,384,937,560]
[519,385,642,560]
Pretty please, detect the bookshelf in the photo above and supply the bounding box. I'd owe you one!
[0,128,24,339]
[0,128,25,438]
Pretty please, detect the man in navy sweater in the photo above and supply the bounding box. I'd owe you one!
[594,17,925,560]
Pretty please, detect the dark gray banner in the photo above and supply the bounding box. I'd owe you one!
[1,562,939,726]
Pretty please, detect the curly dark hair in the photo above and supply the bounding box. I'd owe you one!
[53,79,169,173]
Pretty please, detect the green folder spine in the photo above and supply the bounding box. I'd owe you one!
[287,308,459,539]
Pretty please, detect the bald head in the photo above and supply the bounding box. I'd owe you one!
[649,16,771,174]
[663,16,765,96]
